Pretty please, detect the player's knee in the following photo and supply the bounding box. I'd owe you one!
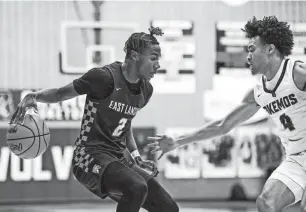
[256,194,277,212]
[126,181,148,203]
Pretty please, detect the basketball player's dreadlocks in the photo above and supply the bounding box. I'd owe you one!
[124,26,164,57]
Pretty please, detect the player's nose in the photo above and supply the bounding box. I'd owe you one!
[155,63,160,71]
[246,54,252,64]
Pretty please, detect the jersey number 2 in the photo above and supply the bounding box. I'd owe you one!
[112,118,128,137]
[279,113,295,131]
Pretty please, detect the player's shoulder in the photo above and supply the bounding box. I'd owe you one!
[293,60,306,75]
[292,59,306,90]
[86,62,121,78]
[86,66,110,76]
[104,61,122,72]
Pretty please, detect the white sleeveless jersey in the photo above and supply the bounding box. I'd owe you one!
[254,58,306,155]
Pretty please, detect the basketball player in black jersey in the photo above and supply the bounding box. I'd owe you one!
[10,27,179,212]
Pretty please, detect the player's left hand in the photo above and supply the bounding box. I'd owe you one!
[134,156,159,177]
[10,93,37,125]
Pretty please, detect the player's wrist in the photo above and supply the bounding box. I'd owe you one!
[174,134,192,147]
[130,149,141,160]
[24,93,38,112]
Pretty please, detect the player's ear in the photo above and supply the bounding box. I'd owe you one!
[268,44,276,55]
[130,50,139,61]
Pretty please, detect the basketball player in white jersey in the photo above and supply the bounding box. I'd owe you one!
[148,16,306,212]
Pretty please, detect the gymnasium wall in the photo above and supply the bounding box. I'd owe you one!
[1,1,305,89]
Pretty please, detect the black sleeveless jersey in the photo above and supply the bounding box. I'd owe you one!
[72,62,153,156]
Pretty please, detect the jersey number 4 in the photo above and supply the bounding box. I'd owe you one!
[112,118,128,137]
[279,113,295,131]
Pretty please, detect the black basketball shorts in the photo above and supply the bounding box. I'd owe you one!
[72,146,153,199]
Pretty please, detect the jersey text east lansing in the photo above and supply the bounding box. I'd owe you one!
[108,101,140,116]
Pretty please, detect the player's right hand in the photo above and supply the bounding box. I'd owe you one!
[147,134,178,160]
[134,156,159,177]
[9,93,38,125]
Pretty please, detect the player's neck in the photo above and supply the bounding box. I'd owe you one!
[264,57,284,81]
[121,62,140,83]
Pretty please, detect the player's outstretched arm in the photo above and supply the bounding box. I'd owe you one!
[10,82,79,124]
[11,67,111,124]
[148,89,260,159]
[174,89,260,146]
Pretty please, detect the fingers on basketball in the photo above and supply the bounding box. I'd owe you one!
[11,104,23,125]
[15,104,24,123]
[9,109,18,124]
[7,113,50,159]
[16,104,38,124]
[19,110,27,124]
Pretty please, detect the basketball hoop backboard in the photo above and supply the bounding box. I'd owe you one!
[59,21,139,75]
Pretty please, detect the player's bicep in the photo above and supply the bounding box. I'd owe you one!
[221,90,260,132]
[57,82,80,101]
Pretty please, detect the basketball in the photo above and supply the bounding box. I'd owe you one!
[6,108,50,159]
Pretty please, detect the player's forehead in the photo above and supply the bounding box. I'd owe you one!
[248,36,263,48]
[143,44,161,56]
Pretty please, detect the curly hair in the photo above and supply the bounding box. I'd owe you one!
[124,26,163,56]
[242,16,294,56]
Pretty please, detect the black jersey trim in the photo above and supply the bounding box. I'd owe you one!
[262,59,289,97]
